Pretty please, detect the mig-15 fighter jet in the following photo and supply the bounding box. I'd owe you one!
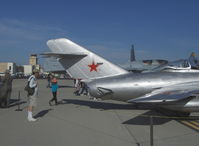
[42,38,199,116]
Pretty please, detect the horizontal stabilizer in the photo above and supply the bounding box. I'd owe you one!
[41,52,87,71]
[40,52,87,58]
[43,57,65,72]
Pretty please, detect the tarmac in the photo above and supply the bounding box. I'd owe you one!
[1,79,199,146]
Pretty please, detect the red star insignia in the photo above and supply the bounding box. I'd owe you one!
[88,61,100,72]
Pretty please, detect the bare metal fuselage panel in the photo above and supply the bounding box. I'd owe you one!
[87,72,199,112]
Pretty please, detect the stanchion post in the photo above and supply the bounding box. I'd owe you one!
[150,116,154,146]
[15,90,22,111]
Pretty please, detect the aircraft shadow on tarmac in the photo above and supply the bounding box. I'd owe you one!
[61,99,149,110]
[34,109,53,118]
[122,110,171,125]
[122,110,199,126]
[61,99,199,126]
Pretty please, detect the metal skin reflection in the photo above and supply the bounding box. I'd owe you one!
[88,72,199,114]
[43,38,199,116]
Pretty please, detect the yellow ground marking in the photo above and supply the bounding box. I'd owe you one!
[180,120,199,131]
[189,121,199,127]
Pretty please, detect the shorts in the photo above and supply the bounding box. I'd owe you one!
[28,95,37,107]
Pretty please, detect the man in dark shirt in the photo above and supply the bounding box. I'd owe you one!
[0,70,13,108]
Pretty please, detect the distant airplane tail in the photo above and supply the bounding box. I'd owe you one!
[45,38,128,80]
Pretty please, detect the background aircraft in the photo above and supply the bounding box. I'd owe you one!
[43,45,199,74]
[119,46,168,72]
[43,38,199,116]
[42,45,168,73]
[146,59,199,73]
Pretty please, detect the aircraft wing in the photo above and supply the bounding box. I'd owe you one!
[128,81,199,103]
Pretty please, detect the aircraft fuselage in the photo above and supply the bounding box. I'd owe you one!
[88,72,199,101]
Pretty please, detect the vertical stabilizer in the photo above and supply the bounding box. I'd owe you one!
[47,38,128,80]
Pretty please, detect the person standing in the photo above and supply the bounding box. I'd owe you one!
[189,52,199,69]
[79,82,88,96]
[1,70,13,108]
[74,79,81,96]
[27,69,39,122]
[49,77,59,106]
[46,73,52,88]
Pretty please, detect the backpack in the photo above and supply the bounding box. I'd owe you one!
[24,77,35,96]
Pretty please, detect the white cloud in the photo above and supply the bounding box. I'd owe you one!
[0,18,67,41]
[0,18,69,64]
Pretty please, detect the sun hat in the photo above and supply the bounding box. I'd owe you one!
[33,69,39,73]
[52,78,57,83]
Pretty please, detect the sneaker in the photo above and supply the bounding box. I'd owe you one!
[27,117,37,122]
[93,97,97,101]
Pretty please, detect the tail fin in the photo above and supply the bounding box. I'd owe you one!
[46,38,128,80]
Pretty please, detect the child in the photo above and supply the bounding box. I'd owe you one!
[49,77,59,106]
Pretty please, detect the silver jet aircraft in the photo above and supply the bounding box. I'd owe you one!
[143,59,199,73]
[43,38,199,116]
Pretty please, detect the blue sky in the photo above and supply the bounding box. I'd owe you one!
[0,0,199,65]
